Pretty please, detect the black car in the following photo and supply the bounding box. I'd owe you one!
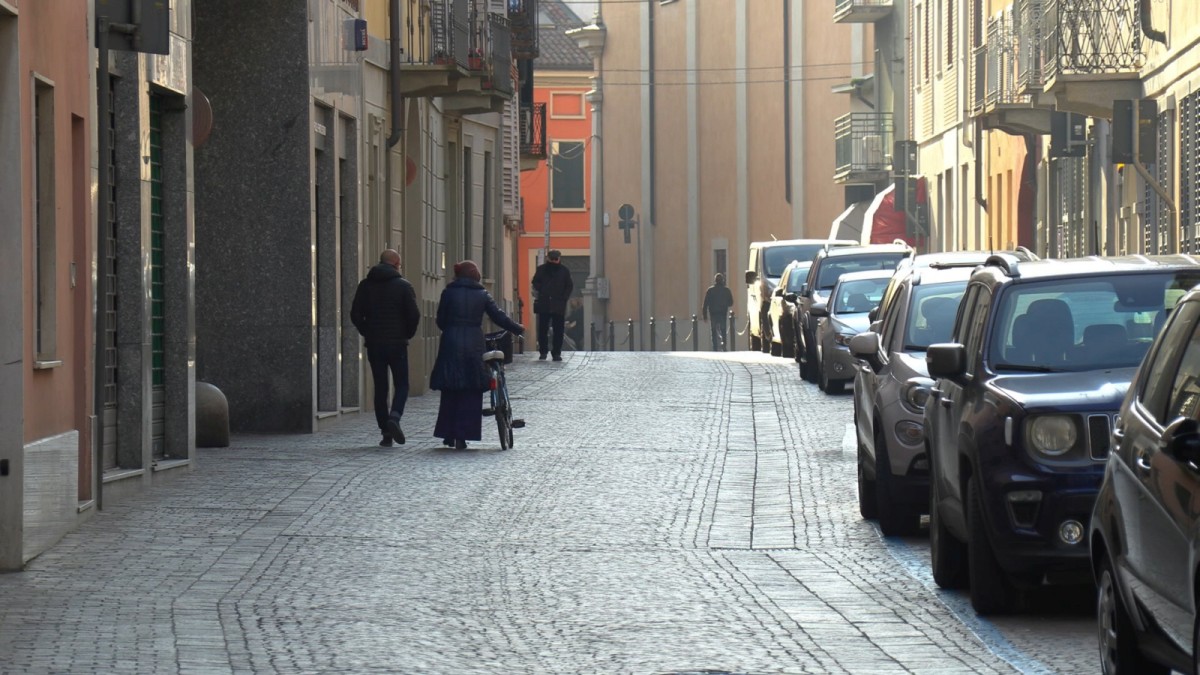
[1091,283,1200,675]
[796,244,910,382]
[924,255,1200,615]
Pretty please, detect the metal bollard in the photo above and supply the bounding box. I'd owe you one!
[649,317,656,352]
[627,319,635,352]
[590,321,597,351]
[729,314,737,351]
[669,316,677,351]
[692,314,699,351]
[609,320,616,352]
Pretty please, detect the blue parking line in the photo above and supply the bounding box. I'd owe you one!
[882,532,1056,675]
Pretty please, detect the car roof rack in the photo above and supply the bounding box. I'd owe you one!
[927,260,986,270]
[984,254,1021,278]
[1013,246,1040,261]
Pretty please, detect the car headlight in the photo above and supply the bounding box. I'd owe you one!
[834,333,855,346]
[900,377,934,414]
[1027,415,1078,457]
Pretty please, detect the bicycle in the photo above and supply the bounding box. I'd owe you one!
[483,330,524,450]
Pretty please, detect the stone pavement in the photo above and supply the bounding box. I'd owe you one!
[0,351,1096,674]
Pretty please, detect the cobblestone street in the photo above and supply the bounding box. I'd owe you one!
[0,351,1097,674]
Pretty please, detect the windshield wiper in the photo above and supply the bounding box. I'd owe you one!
[992,363,1058,373]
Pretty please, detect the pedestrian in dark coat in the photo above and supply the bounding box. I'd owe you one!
[431,260,524,449]
[702,273,735,351]
[531,249,574,361]
[351,249,421,446]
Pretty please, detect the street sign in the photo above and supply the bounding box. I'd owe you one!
[618,203,636,244]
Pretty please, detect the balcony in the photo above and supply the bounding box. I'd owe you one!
[447,12,514,114]
[833,0,893,23]
[834,112,893,184]
[520,101,546,171]
[1040,0,1145,117]
[971,10,1053,135]
[399,0,470,97]
[508,0,538,60]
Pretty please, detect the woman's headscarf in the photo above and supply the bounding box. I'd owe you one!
[453,260,481,282]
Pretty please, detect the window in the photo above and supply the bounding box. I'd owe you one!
[923,4,931,81]
[946,0,955,67]
[1142,301,1200,423]
[1165,319,1200,422]
[963,286,991,373]
[34,76,56,361]
[915,5,925,84]
[550,92,585,119]
[714,248,727,280]
[550,140,585,210]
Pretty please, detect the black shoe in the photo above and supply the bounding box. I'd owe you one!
[379,435,394,448]
[385,417,405,444]
[443,438,454,447]
[538,353,548,361]
[454,439,468,450]
[552,354,563,362]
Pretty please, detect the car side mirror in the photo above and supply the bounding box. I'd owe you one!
[926,343,967,383]
[783,293,798,303]
[849,331,882,372]
[869,320,882,333]
[868,306,879,322]
[809,303,829,318]
[774,288,784,297]
[1163,417,1200,468]
[800,283,809,296]
[745,270,757,285]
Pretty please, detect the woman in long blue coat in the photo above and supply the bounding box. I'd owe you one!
[431,261,525,449]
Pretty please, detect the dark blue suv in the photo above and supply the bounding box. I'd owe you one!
[923,255,1200,614]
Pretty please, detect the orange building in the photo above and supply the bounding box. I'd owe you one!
[517,0,593,339]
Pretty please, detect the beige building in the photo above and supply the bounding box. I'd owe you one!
[595,0,864,343]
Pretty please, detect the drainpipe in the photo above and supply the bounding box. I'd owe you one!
[387,0,403,149]
[1140,0,1166,45]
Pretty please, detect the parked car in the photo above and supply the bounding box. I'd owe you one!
[924,254,1200,615]
[746,239,855,353]
[1090,283,1200,675]
[810,270,892,394]
[796,244,910,382]
[849,264,975,535]
[871,249,1037,325]
[767,261,811,358]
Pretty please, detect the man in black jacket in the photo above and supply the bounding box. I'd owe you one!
[531,249,574,361]
[702,273,734,351]
[351,249,421,446]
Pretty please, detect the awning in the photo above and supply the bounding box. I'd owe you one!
[862,181,925,248]
[828,202,870,243]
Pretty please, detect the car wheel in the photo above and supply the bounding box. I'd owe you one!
[874,428,920,536]
[819,350,843,394]
[930,466,968,589]
[781,320,795,359]
[803,330,819,383]
[967,475,1015,615]
[759,312,772,354]
[770,337,782,357]
[857,439,878,521]
[750,333,761,352]
[798,330,812,379]
[1097,555,1168,675]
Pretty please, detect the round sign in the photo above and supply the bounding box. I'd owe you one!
[618,203,634,221]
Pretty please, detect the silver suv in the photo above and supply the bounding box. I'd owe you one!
[849,264,973,535]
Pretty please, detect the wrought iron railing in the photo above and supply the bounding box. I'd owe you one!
[520,101,546,158]
[508,0,538,59]
[486,13,514,95]
[985,12,1028,108]
[405,0,469,67]
[834,112,894,178]
[834,0,893,16]
[1016,0,1043,94]
[1042,0,1144,81]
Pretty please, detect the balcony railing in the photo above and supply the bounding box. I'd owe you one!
[1042,0,1144,81]
[520,101,546,158]
[984,13,1028,108]
[834,112,894,180]
[402,0,469,68]
[508,0,538,59]
[1015,0,1043,95]
[833,0,893,23]
[485,13,513,95]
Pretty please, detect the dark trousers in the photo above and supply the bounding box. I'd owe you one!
[367,343,409,432]
[537,312,565,356]
[710,312,729,351]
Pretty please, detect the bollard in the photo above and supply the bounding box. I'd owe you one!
[670,316,677,351]
[590,321,598,351]
[627,318,635,352]
[649,317,656,352]
[692,314,699,351]
[609,320,616,352]
[729,314,737,351]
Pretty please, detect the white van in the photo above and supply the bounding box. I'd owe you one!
[745,239,856,352]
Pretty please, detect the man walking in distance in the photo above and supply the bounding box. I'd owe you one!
[351,249,421,446]
[702,273,734,351]
[531,249,574,361]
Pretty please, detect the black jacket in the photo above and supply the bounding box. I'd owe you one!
[703,284,734,319]
[350,264,421,348]
[531,261,574,315]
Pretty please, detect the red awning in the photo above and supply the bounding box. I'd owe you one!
[864,180,926,248]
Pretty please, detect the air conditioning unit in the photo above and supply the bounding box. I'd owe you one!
[859,134,884,168]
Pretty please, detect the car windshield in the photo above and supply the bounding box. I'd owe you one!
[817,253,905,290]
[988,272,1200,372]
[786,264,812,292]
[833,278,888,314]
[903,281,966,350]
[765,245,825,277]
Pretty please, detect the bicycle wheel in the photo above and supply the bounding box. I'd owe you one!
[495,372,512,450]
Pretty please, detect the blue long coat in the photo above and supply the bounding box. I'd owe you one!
[430,279,524,392]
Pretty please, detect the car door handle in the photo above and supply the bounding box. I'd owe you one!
[1135,450,1152,474]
